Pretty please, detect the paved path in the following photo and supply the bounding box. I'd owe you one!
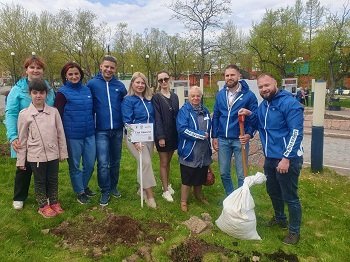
[303,134,350,176]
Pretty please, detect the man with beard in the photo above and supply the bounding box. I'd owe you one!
[238,73,304,245]
[212,64,258,195]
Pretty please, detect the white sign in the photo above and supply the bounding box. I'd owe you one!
[217,79,263,105]
[126,123,154,143]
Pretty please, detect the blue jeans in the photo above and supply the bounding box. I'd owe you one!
[264,157,303,234]
[96,129,123,193]
[66,135,96,194]
[218,137,249,195]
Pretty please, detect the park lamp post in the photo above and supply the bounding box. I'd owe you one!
[145,54,150,86]
[131,64,134,75]
[10,52,16,85]
[174,50,177,80]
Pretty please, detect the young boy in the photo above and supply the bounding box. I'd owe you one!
[16,79,68,218]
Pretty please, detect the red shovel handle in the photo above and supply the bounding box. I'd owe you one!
[238,114,248,177]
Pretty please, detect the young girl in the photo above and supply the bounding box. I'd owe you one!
[16,79,68,218]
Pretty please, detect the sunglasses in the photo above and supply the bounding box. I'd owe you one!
[158,77,170,84]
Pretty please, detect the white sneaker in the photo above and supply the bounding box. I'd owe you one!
[13,201,23,210]
[162,191,174,202]
[145,197,157,209]
[168,184,175,195]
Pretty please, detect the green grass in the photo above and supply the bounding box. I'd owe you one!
[0,121,349,261]
[339,96,350,108]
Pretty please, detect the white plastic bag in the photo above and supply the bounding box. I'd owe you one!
[215,172,266,240]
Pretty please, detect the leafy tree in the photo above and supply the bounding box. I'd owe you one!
[113,23,132,79]
[217,21,248,71]
[248,7,304,80]
[305,0,325,54]
[168,0,231,78]
[0,4,36,81]
[312,1,350,97]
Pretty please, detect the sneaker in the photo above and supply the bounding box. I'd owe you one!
[283,232,300,245]
[168,184,175,195]
[38,205,57,218]
[162,191,174,202]
[100,193,110,207]
[85,187,96,197]
[77,193,90,204]
[145,197,157,209]
[13,201,23,210]
[110,190,121,198]
[267,216,288,229]
[50,203,64,214]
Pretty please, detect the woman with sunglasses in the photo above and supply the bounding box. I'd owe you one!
[152,71,179,202]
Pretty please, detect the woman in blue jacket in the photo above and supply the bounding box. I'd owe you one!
[5,55,55,210]
[54,62,95,205]
[122,72,157,209]
[176,86,212,212]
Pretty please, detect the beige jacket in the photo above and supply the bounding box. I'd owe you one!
[16,103,68,167]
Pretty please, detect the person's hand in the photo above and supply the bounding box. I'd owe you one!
[59,157,67,162]
[212,138,219,151]
[277,158,290,174]
[18,166,26,170]
[134,142,144,152]
[204,132,209,139]
[239,134,250,145]
[238,108,252,116]
[158,139,166,148]
[11,139,21,152]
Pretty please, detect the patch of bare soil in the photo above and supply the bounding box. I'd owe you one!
[170,239,299,262]
[170,238,234,261]
[51,209,171,259]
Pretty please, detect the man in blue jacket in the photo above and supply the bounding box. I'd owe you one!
[212,64,258,195]
[239,73,304,245]
[87,56,127,206]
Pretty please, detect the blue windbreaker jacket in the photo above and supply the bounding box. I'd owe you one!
[87,73,127,131]
[176,102,212,161]
[212,80,258,139]
[257,90,304,159]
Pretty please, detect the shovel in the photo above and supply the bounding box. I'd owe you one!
[238,114,248,177]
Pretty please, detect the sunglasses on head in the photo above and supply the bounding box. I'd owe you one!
[158,77,170,84]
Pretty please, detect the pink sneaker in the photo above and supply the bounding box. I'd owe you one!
[38,205,57,218]
[50,203,64,214]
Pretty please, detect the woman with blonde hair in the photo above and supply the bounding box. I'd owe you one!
[152,70,179,202]
[122,72,157,208]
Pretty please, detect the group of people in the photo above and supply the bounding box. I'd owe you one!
[5,55,304,245]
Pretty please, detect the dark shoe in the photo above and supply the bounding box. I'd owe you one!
[283,232,300,245]
[77,193,90,204]
[100,193,110,207]
[267,216,288,229]
[85,187,96,197]
[110,190,121,198]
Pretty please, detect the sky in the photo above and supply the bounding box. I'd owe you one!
[0,0,344,36]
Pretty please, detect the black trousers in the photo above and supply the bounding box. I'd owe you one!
[13,161,32,201]
[29,159,59,207]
